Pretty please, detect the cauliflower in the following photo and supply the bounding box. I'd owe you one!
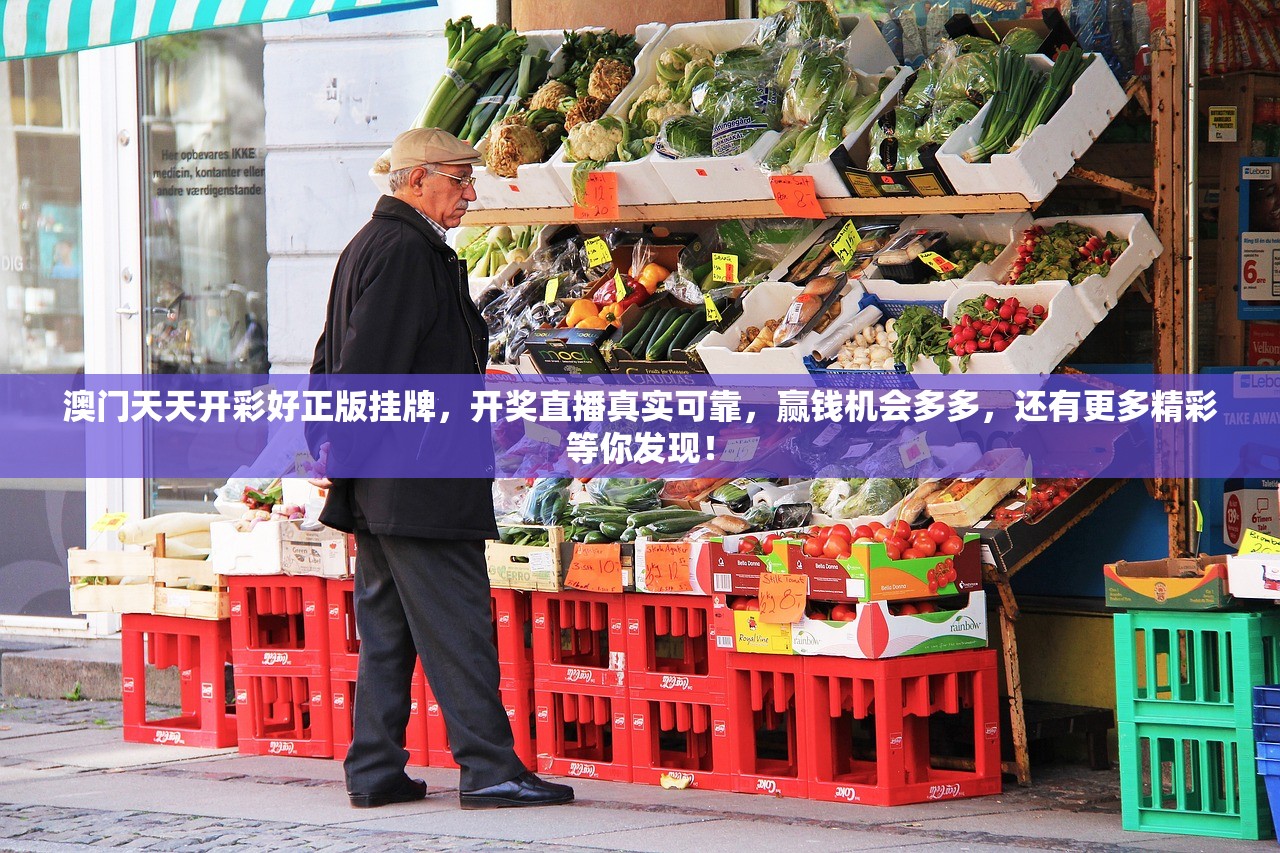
[587,58,634,103]
[656,44,714,84]
[529,80,572,112]
[627,83,672,122]
[644,100,692,126]
[566,116,627,163]
[484,122,544,178]
[564,96,607,130]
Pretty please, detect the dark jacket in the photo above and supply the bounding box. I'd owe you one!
[311,195,498,540]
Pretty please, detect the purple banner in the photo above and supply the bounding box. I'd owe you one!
[5,372,1277,479]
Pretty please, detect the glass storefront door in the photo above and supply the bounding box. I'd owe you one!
[138,28,269,514]
[0,54,86,619]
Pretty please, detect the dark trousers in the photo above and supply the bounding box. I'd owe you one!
[343,533,524,793]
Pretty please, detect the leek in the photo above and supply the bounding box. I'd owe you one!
[960,48,1043,163]
[1008,45,1091,152]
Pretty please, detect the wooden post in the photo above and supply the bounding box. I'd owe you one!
[1151,0,1192,554]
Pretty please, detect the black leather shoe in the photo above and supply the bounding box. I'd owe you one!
[348,775,428,808]
[459,771,575,810]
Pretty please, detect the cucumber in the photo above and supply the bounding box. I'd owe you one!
[646,311,690,361]
[626,507,712,527]
[620,526,637,542]
[643,513,714,535]
[639,307,680,355]
[582,531,609,544]
[667,311,708,358]
[617,305,660,352]
[599,521,627,540]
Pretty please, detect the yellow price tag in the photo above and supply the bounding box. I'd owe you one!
[1024,454,1034,495]
[92,512,128,532]
[918,251,957,275]
[1194,500,1204,533]
[704,295,722,324]
[584,237,611,268]
[614,271,627,301]
[712,252,739,283]
[830,220,862,265]
[1240,528,1280,554]
[544,276,560,304]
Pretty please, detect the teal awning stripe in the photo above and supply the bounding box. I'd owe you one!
[2,0,435,60]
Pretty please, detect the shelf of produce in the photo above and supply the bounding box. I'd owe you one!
[461,193,1038,227]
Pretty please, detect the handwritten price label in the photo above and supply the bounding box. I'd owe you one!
[91,512,128,532]
[769,175,824,219]
[544,276,561,304]
[565,543,624,593]
[830,220,862,265]
[758,572,807,623]
[584,236,612,268]
[918,251,957,274]
[640,541,693,593]
[712,253,739,283]
[1240,529,1280,554]
[703,295,722,324]
[574,171,619,221]
[720,435,760,463]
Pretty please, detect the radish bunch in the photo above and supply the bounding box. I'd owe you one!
[947,295,1046,360]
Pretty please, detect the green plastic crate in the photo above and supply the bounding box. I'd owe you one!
[1119,720,1274,840]
[1114,609,1280,728]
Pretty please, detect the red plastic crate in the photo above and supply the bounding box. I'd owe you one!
[331,666,428,765]
[726,652,809,798]
[492,588,534,688]
[120,614,237,749]
[532,591,627,695]
[422,677,536,771]
[229,575,329,670]
[327,578,357,676]
[624,594,728,700]
[233,669,333,758]
[802,649,1002,806]
[535,686,632,783]
[628,690,734,791]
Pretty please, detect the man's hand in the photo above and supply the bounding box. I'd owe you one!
[306,443,332,491]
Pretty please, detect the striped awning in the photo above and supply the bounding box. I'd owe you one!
[2,0,434,61]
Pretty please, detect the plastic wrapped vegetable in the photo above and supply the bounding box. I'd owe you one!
[714,45,776,78]
[656,113,713,158]
[833,478,902,519]
[782,43,854,128]
[521,477,572,525]
[705,76,782,157]
[1000,28,1043,55]
[758,0,841,46]
[934,50,998,106]
[585,478,664,510]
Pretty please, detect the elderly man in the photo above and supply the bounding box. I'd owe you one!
[312,128,573,811]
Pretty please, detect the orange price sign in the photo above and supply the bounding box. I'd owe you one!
[564,543,624,593]
[573,171,619,221]
[641,542,693,593]
[757,572,807,623]
[769,175,824,219]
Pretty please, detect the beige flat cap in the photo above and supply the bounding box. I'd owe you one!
[390,127,482,170]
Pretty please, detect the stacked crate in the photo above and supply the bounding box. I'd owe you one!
[1114,609,1280,839]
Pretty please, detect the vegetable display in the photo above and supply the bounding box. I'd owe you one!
[947,294,1046,369]
[1005,223,1129,285]
[935,240,1004,280]
[833,320,898,370]
[890,306,952,374]
[455,225,539,278]
[415,18,528,135]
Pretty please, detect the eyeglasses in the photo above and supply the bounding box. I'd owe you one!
[422,167,477,188]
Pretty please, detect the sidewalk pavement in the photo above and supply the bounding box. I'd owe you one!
[0,697,1267,853]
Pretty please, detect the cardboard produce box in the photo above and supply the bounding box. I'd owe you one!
[485,526,568,592]
[790,590,988,659]
[67,548,155,615]
[775,532,982,603]
[725,607,796,655]
[966,477,1118,574]
[210,519,287,575]
[1103,555,1233,611]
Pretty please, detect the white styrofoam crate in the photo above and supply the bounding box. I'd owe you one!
[695,280,881,375]
[909,280,1093,375]
[935,53,1127,202]
[642,17,901,203]
[985,214,1162,323]
[1227,554,1280,600]
[861,212,1033,310]
[476,24,668,209]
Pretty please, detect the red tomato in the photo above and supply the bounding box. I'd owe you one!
[888,535,910,555]
[883,541,904,561]
[898,603,920,616]
[902,548,925,560]
[927,578,938,594]
[823,536,851,560]
[911,537,937,558]
[738,536,761,555]
[745,598,759,610]
[803,537,824,558]
[809,526,828,541]
[940,536,964,556]
[830,524,853,541]
[927,521,954,544]
[730,597,751,611]
[890,520,911,540]
[762,533,782,555]
[917,603,940,614]
[873,528,894,543]
[868,521,886,532]
[852,525,874,540]
[853,536,876,544]
[829,604,857,622]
